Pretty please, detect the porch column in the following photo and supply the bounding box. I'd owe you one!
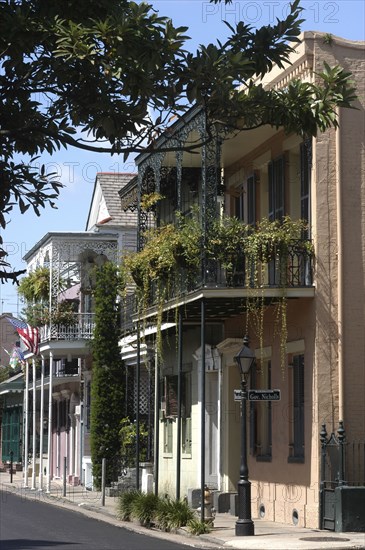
[176,307,183,500]
[46,351,53,493]
[38,355,45,490]
[69,422,74,479]
[23,359,29,488]
[200,299,206,523]
[61,389,71,482]
[54,393,61,478]
[153,347,160,496]
[31,358,37,490]
[74,406,80,480]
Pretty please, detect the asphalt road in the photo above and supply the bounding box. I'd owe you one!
[0,490,208,550]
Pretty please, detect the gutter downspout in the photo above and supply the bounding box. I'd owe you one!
[336,108,345,423]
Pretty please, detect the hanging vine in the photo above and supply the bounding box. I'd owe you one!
[122,213,313,371]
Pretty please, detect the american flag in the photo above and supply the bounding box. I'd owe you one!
[5,317,39,356]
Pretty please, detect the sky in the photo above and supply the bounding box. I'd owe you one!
[1,0,364,317]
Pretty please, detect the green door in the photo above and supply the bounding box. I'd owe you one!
[1,406,22,462]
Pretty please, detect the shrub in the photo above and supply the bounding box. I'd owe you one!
[131,492,160,527]
[155,496,195,532]
[117,490,140,521]
[187,517,213,535]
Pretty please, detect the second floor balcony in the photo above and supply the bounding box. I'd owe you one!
[121,233,314,336]
[39,312,95,343]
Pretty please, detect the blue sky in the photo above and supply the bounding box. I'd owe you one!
[1,0,364,316]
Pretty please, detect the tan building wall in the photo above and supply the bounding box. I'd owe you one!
[155,33,364,530]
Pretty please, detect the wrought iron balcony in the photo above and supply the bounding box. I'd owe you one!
[39,313,95,343]
[119,239,314,335]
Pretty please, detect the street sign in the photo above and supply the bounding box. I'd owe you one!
[234,389,244,401]
[248,389,281,401]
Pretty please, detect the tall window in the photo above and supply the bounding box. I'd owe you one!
[300,140,312,231]
[160,370,192,455]
[247,175,256,226]
[250,360,272,461]
[288,354,305,462]
[268,156,285,221]
[234,186,244,220]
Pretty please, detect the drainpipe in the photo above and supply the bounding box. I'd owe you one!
[336,109,345,423]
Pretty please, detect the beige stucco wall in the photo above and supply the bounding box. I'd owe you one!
[312,35,365,442]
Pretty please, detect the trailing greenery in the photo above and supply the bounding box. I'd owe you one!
[18,267,50,303]
[122,214,312,368]
[90,262,125,489]
[125,215,311,293]
[18,267,77,327]
[119,417,149,467]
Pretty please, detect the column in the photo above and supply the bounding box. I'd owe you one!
[46,351,53,493]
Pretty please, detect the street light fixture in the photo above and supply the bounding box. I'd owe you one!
[234,335,255,536]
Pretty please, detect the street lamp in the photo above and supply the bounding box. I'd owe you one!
[234,335,255,536]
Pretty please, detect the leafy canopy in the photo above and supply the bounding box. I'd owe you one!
[0,0,357,282]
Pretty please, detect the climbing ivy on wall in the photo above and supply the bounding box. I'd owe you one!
[90,262,125,488]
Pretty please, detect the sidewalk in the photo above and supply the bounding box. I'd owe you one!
[1,471,364,550]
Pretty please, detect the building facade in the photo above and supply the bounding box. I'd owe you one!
[119,32,365,530]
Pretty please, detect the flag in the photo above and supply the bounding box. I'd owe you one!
[5,317,39,355]
[9,345,26,369]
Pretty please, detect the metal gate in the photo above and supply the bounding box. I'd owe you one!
[319,421,346,530]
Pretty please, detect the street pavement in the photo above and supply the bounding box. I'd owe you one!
[1,471,364,550]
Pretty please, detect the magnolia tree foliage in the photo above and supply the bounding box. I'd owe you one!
[90,262,125,487]
[0,0,357,282]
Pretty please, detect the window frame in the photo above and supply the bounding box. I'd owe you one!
[288,353,305,463]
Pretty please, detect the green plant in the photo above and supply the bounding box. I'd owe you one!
[119,417,149,467]
[131,492,160,527]
[117,490,141,521]
[187,517,213,535]
[90,262,125,489]
[18,266,51,302]
[140,192,165,210]
[155,496,195,531]
[122,213,313,372]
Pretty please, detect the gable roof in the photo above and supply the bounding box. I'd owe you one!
[86,172,136,230]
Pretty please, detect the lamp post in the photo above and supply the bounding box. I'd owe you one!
[234,335,255,536]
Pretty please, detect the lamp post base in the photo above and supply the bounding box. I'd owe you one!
[235,518,255,536]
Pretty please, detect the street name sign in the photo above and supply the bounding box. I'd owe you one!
[248,389,281,401]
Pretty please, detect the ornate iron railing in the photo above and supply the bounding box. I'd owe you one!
[39,313,95,342]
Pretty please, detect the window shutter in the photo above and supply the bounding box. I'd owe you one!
[247,175,256,226]
[166,375,178,417]
[300,140,312,233]
[293,354,305,458]
[268,157,285,221]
